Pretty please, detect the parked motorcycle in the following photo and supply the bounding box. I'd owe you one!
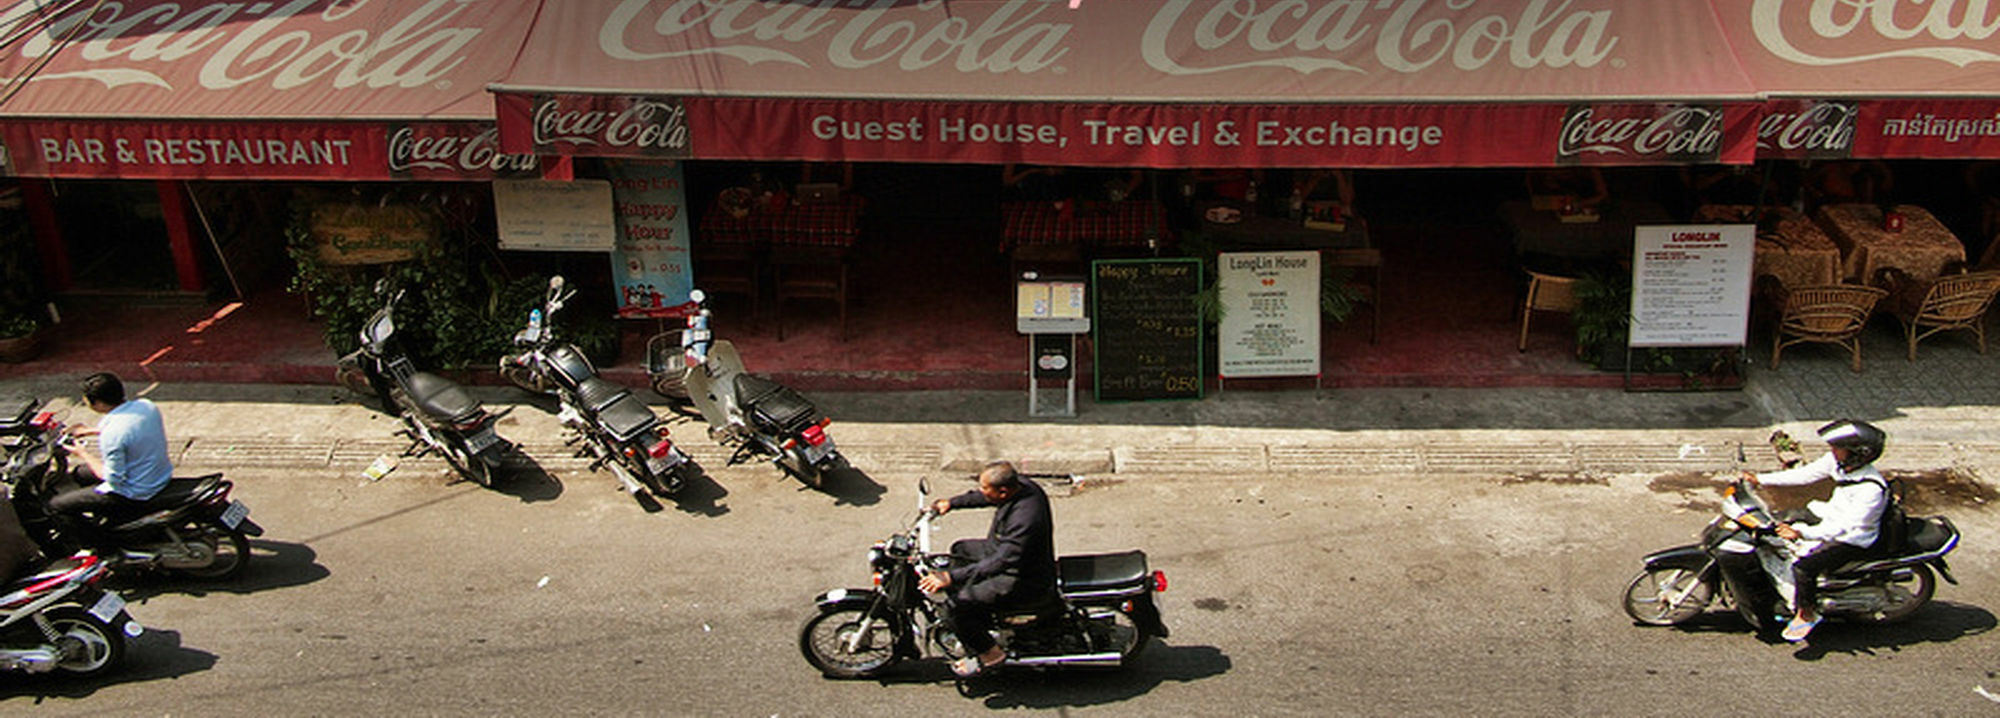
[799,478,1169,679]
[647,289,844,488]
[499,276,696,498]
[1623,466,1960,634]
[337,280,511,487]
[1,407,264,581]
[0,552,143,677]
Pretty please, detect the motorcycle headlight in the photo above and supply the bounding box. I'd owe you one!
[867,547,884,566]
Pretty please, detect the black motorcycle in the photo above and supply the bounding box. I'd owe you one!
[648,289,844,488]
[499,276,696,498]
[337,280,511,487]
[1624,473,1960,634]
[1,403,263,581]
[800,478,1169,679]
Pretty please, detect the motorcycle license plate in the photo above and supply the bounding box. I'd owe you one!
[803,437,836,463]
[465,428,501,454]
[647,452,685,474]
[219,500,250,529]
[89,591,127,622]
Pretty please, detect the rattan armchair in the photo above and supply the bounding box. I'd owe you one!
[1769,283,1887,372]
[1876,268,2000,360]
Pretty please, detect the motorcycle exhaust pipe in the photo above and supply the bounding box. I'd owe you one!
[0,648,62,674]
[1005,652,1123,669]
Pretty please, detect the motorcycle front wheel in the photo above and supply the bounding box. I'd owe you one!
[174,521,251,581]
[800,607,901,679]
[43,606,126,677]
[1622,566,1714,626]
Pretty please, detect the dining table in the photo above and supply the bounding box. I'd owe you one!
[1499,198,1672,264]
[1694,204,1842,290]
[1000,200,1170,252]
[1813,203,1966,284]
[698,194,865,248]
[1197,207,1371,251]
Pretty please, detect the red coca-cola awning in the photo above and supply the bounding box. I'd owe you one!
[0,0,553,179]
[1713,0,2000,159]
[491,0,1765,168]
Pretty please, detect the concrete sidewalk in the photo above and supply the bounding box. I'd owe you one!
[5,351,1998,482]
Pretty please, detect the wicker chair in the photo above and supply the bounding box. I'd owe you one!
[1876,268,2000,360]
[1769,283,1886,372]
[1517,270,1579,353]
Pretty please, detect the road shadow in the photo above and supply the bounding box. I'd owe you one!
[112,538,329,601]
[1791,601,1996,660]
[664,464,729,517]
[861,642,1230,707]
[0,627,216,702]
[820,465,886,507]
[492,450,564,503]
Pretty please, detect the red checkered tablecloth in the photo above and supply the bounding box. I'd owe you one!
[1002,200,1169,249]
[699,196,863,247]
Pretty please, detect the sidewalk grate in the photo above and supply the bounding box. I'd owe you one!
[1118,446,1266,473]
[1269,446,1420,474]
[1420,444,1576,473]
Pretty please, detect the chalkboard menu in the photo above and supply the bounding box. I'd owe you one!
[1092,258,1204,401]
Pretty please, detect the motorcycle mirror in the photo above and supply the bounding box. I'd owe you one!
[689,289,707,304]
[373,278,389,295]
[550,275,565,291]
[917,477,930,497]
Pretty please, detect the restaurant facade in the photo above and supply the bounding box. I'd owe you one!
[2,0,1999,383]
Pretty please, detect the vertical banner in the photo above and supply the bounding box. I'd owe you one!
[1218,251,1321,378]
[607,160,694,318]
[1630,225,1755,347]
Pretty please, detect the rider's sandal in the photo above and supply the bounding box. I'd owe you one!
[951,655,1002,677]
[1781,614,1821,642]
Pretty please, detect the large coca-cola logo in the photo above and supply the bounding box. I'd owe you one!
[1557,106,1725,162]
[1749,0,2000,67]
[1,0,483,91]
[388,125,538,177]
[597,0,1619,77]
[1756,100,1855,158]
[530,97,690,157]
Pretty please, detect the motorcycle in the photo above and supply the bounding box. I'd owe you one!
[337,280,512,487]
[799,477,1170,679]
[647,289,844,488]
[1,406,264,581]
[499,276,696,498]
[1623,457,1961,634]
[0,552,143,677]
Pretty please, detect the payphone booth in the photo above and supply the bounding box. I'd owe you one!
[1016,274,1088,417]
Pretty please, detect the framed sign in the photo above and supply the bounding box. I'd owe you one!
[1630,224,1755,347]
[1092,258,1203,402]
[493,179,615,251]
[1218,251,1320,378]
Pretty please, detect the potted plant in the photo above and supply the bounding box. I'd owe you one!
[0,310,45,363]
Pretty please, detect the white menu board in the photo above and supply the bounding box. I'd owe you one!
[1629,224,1754,347]
[493,179,616,251]
[1218,251,1320,378]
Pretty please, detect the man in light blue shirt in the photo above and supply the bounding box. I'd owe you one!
[49,373,173,540]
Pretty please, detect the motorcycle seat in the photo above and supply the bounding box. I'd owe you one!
[595,392,659,443]
[1058,551,1151,593]
[733,374,818,432]
[576,376,632,415]
[405,372,482,422]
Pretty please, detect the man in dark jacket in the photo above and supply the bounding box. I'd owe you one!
[916,460,1056,677]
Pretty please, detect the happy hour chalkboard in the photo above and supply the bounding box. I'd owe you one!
[1092,258,1204,401]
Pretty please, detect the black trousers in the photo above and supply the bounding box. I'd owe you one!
[945,539,1048,656]
[46,466,141,545]
[1793,540,1871,614]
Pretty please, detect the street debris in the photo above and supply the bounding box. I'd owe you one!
[362,455,397,481]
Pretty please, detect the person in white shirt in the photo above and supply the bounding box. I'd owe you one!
[1740,419,1890,642]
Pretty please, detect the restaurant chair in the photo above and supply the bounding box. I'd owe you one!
[691,242,762,321]
[1517,270,1578,353]
[1875,267,2000,360]
[772,245,849,342]
[1768,283,1887,372]
[1327,248,1383,344]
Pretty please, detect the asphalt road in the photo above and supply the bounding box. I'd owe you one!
[5,456,1997,717]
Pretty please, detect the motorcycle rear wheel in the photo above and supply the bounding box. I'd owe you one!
[1104,607,1154,661]
[800,607,900,679]
[777,447,826,489]
[1856,563,1936,624]
[43,606,125,677]
[174,521,251,581]
[1622,567,1713,626]
[439,432,495,488]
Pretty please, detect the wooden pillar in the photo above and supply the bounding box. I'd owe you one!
[155,179,204,292]
[18,180,70,292]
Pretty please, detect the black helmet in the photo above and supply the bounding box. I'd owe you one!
[1817,419,1886,473]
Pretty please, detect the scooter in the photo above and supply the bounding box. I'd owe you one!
[799,477,1170,679]
[499,276,696,499]
[337,280,511,487]
[1,406,263,581]
[0,552,143,677]
[648,289,844,488]
[1623,454,1960,634]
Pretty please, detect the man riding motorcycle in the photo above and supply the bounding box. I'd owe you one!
[916,461,1057,677]
[48,372,173,544]
[1740,418,1891,642]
